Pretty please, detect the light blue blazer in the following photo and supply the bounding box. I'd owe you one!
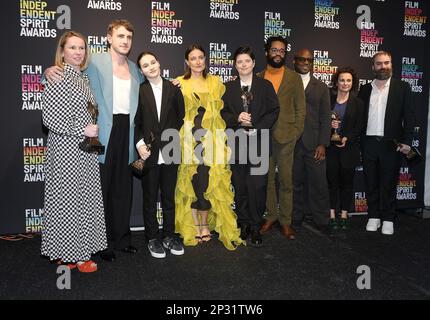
[86,52,143,164]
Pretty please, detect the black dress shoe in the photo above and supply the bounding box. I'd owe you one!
[316,224,335,238]
[122,245,138,254]
[291,221,302,232]
[100,250,116,262]
[240,224,250,240]
[249,230,263,248]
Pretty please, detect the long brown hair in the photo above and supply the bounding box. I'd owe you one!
[183,44,207,80]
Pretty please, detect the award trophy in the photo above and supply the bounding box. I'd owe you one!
[130,132,155,176]
[330,111,342,145]
[240,86,255,135]
[79,101,105,154]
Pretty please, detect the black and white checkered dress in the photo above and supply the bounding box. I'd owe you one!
[41,64,107,263]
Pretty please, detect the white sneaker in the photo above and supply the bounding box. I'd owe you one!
[366,218,381,231]
[381,221,394,235]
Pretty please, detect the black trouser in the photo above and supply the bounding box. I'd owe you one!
[231,163,268,232]
[142,164,178,241]
[362,136,401,222]
[326,147,355,212]
[100,114,132,251]
[292,139,330,226]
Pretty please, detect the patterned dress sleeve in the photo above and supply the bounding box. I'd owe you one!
[42,78,86,137]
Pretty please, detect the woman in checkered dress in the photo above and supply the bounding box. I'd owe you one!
[41,31,107,272]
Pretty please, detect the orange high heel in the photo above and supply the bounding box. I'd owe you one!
[76,260,97,273]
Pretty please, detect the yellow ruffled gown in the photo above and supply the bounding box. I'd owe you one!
[174,74,244,250]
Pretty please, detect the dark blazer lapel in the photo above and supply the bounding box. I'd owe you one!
[362,85,371,127]
[305,77,317,95]
[250,74,262,121]
[159,78,170,128]
[276,69,287,97]
[233,77,243,115]
[143,82,159,125]
[341,96,353,136]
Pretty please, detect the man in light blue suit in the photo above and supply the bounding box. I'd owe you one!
[86,20,143,261]
[46,20,144,261]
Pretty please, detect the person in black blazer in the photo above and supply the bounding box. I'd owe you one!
[221,46,279,247]
[291,48,332,234]
[134,52,185,257]
[327,67,364,231]
[358,51,415,235]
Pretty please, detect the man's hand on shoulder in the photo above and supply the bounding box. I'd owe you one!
[45,66,64,84]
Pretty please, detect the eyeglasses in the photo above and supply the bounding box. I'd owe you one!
[269,48,286,55]
[295,56,314,63]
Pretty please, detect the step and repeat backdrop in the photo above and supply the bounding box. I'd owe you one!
[1,0,429,234]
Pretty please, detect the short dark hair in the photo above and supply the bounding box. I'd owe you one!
[233,46,255,63]
[264,36,288,53]
[372,51,392,63]
[136,51,159,67]
[331,66,359,94]
[183,44,207,80]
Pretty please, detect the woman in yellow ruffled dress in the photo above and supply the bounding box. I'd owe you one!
[175,44,243,250]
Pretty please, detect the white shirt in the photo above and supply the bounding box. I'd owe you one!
[136,79,165,164]
[240,80,252,91]
[300,72,311,90]
[112,75,131,114]
[366,78,391,136]
[150,80,163,122]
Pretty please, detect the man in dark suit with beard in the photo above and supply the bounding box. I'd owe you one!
[358,51,415,235]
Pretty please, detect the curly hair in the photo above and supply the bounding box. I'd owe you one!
[331,66,359,94]
[264,36,288,53]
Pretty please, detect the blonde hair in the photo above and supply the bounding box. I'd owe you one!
[107,19,135,36]
[54,31,89,70]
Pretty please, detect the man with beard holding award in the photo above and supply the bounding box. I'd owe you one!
[258,36,306,240]
[358,51,415,235]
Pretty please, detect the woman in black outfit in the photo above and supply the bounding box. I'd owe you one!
[327,67,364,230]
[221,46,279,246]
